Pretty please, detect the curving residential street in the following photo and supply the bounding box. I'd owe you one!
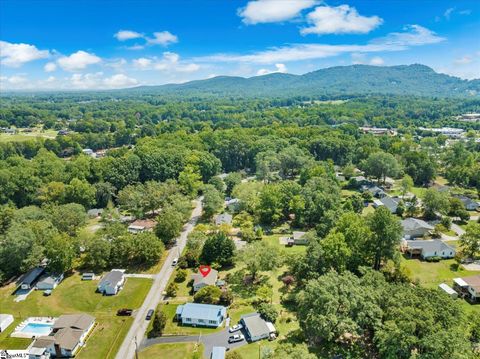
[115,198,203,359]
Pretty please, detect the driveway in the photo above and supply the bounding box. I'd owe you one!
[140,328,248,358]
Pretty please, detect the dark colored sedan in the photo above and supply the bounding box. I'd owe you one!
[145,309,154,320]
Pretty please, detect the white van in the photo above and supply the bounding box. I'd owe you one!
[172,258,178,266]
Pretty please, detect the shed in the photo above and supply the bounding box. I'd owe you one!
[240,312,275,342]
[438,283,458,299]
[0,314,14,332]
[82,273,94,281]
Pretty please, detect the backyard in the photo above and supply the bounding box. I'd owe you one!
[0,273,152,359]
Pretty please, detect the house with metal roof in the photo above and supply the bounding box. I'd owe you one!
[191,269,219,292]
[175,303,226,327]
[19,267,45,290]
[403,239,455,259]
[401,218,434,239]
[97,270,125,295]
[240,312,276,342]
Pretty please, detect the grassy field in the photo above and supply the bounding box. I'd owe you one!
[0,274,152,359]
[139,342,204,359]
[0,128,58,142]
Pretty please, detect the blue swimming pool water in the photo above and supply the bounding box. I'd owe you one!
[20,322,53,335]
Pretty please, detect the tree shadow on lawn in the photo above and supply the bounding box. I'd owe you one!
[226,269,270,299]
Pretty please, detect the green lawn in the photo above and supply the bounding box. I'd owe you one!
[0,274,152,359]
[401,257,480,289]
[0,128,58,143]
[139,342,204,359]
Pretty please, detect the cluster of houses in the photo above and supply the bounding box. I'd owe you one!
[18,267,64,295]
[438,275,480,303]
[175,302,276,342]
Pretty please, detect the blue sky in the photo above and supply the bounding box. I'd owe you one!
[1,0,479,90]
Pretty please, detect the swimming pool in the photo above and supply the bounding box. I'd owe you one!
[20,322,53,335]
[11,317,56,338]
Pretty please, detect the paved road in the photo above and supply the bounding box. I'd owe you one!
[140,328,248,358]
[115,198,203,359]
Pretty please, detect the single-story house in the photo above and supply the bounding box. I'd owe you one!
[97,270,125,295]
[32,313,95,358]
[175,303,226,327]
[191,269,219,292]
[20,267,45,290]
[127,219,156,234]
[81,272,94,281]
[453,275,480,303]
[365,186,387,198]
[438,283,458,299]
[240,312,276,342]
[87,208,103,218]
[403,239,455,259]
[211,346,226,359]
[401,218,434,239]
[290,231,308,245]
[37,273,64,291]
[374,196,401,214]
[82,149,96,158]
[0,314,14,332]
[454,195,479,211]
[215,213,232,226]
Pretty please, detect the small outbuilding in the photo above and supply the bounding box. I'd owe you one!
[0,314,14,332]
[82,272,95,281]
[20,267,45,290]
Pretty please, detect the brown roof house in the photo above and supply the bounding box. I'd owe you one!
[453,275,480,303]
[191,269,219,292]
[30,313,95,358]
[127,219,157,234]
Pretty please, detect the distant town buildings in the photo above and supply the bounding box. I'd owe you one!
[455,113,480,123]
[360,127,397,136]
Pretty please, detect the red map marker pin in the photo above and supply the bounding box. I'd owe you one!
[199,265,211,278]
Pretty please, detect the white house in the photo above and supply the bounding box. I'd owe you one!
[37,274,64,291]
[403,239,455,259]
[31,313,95,358]
[175,303,226,327]
[191,269,218,292]
[240,312,276,342]
[454,275,480,303]
[97,270,125,295]
[0,314,14,332]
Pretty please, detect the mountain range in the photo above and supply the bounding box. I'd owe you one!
[127,64,479,98]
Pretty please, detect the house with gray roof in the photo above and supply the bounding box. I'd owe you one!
[215,213,232,226]
[37,273,64,291]
[97,270,125,295]
[20,267,45,290]
[191,268,219,292]
[401,218,434,239]
[175,303,226,327]
[240,312,276,342]
[32,313,95,358]
[403,239,455,259]
[455,195,479,211]
[374,196,401,214]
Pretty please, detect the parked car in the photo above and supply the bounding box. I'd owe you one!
[43,290,52,296]
[146,309,154,320]
[228,334,244,343]
[172,258,178,266]
[229,324,243,333]
[117,308,133,316]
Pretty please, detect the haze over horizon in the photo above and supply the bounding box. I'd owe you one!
[1,0,479,91]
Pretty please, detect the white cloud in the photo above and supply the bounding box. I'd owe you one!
[454,56,473,65]
[6,75,28,84]
[69,72,138,89]
[57,51,101,71]
[114,30,143,41]
[0,41,50,67]
[125,44,145,50]
[44,62,57,72]
[257,63,287,75]
[46,76,56,83]
[146,31,178,46]
[238,0,318,24]
[370,56,384,65]
[133,57,153,69]
[444,7,455,20]
[301,4,383,35]
[198,25,444,64]
[103,74,138,88]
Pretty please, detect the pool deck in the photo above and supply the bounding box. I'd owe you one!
[10,317,57,338]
